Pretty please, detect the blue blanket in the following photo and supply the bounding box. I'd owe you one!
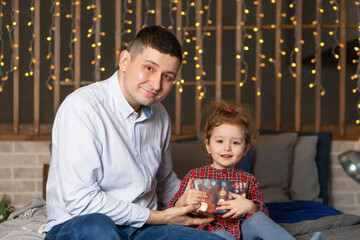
[266,200,342,223]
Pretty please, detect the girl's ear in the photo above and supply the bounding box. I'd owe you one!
[242,144,250,157]
[205,139,211,154]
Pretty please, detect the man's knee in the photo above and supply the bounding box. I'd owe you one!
[72,213,119,239]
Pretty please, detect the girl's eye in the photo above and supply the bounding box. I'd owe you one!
[216,140,223,143]
[233,141,240,145]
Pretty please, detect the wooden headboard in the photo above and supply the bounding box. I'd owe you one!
[43,164,49,200]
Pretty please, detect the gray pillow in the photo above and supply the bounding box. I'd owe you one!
[253,133,298,201]
[290,135,320,201]
[261,187,291,203]
[171,141,209,179]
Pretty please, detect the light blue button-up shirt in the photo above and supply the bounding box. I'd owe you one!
[45,71,180,231]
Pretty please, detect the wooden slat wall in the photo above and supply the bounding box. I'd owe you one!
[339,0,347,136]
[136,0,141,33]
[53,2,60,118]
[175,0,183,135]
[294,0,303,132]
[74,1,81,90]
[255,0,263,129]
[235,0,243,104]
[2,0,358,138]
[115,0,121,67]
[315,0,322,132]
[156,0,161,26]
[33,0,40,135]
[215,0,222,101]
[274,0,282,131]
[12,0,19,134]
[94,0,101,82]
[195,0,202,132]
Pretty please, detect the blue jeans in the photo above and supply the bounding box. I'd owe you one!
[241,212,326,240]
[241,212,294,240]
[213,230,236,240]
[44,213,225,240]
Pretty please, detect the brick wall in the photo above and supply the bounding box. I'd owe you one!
[0,141,51,208]
[330,140,360,215]
[0,140,359,215]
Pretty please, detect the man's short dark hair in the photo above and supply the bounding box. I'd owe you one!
[128,25,182,63]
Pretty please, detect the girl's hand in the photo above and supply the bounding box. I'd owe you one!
[175,178,208,209]
[215,192,259,219]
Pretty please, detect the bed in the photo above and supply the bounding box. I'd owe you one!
[1,131,360,240]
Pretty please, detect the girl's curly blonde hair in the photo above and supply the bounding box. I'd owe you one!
[204,100,257,146]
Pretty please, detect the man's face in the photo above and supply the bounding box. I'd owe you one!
[118,46,181,111]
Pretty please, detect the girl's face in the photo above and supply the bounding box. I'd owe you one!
[205,123,249,170]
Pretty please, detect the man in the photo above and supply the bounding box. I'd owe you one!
[44,26,224,239]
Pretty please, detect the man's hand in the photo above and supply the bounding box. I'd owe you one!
[175,178,208,209]
[215,192,259,219]
[147,204,215,226]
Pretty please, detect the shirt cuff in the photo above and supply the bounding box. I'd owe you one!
[121,206,150,228]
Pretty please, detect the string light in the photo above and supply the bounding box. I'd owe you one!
[0,0,19,92]
[168,0,176,31]
[143,0,153,27]
[26,0,35,81]
[329,0,341,69]
[45,0,57,91]
[193,0,212,99]
[288,0,299,79]
[0,0,6,91]
[308,1,326,96]
[235,0,250,88]
[121,0,134,48]
[87,0,105,80]
[353,1,360,124]
[172,0,193,93]
[65,0,77,81]
[0,0,357,126]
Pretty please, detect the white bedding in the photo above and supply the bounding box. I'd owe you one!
[0,198,46,240]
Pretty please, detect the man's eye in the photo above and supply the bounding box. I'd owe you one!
[163,74,171,80]
[146,66,153,71]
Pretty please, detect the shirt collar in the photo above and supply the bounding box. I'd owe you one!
[110,71,153,120]
[142,105,152,118]
[208,165,234,173]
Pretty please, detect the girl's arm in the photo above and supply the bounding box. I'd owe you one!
[167,170,192,208]
[174,178,207,208]
[167,172,207,210]
[215,176,268,219]
[216,192,259,219]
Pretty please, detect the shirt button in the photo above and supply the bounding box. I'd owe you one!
[136,152,139,156]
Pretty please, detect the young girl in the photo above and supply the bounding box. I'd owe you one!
[168,100,324,240]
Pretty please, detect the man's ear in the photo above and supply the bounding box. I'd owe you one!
[242,144,250,157]
[118,50,131,72]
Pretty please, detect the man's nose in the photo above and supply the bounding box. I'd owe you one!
[150,74,162,91]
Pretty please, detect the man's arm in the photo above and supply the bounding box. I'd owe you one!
[146,205,214,226]
[51,96,150,228]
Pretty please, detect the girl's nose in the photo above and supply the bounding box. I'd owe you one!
[224,143,231,151]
